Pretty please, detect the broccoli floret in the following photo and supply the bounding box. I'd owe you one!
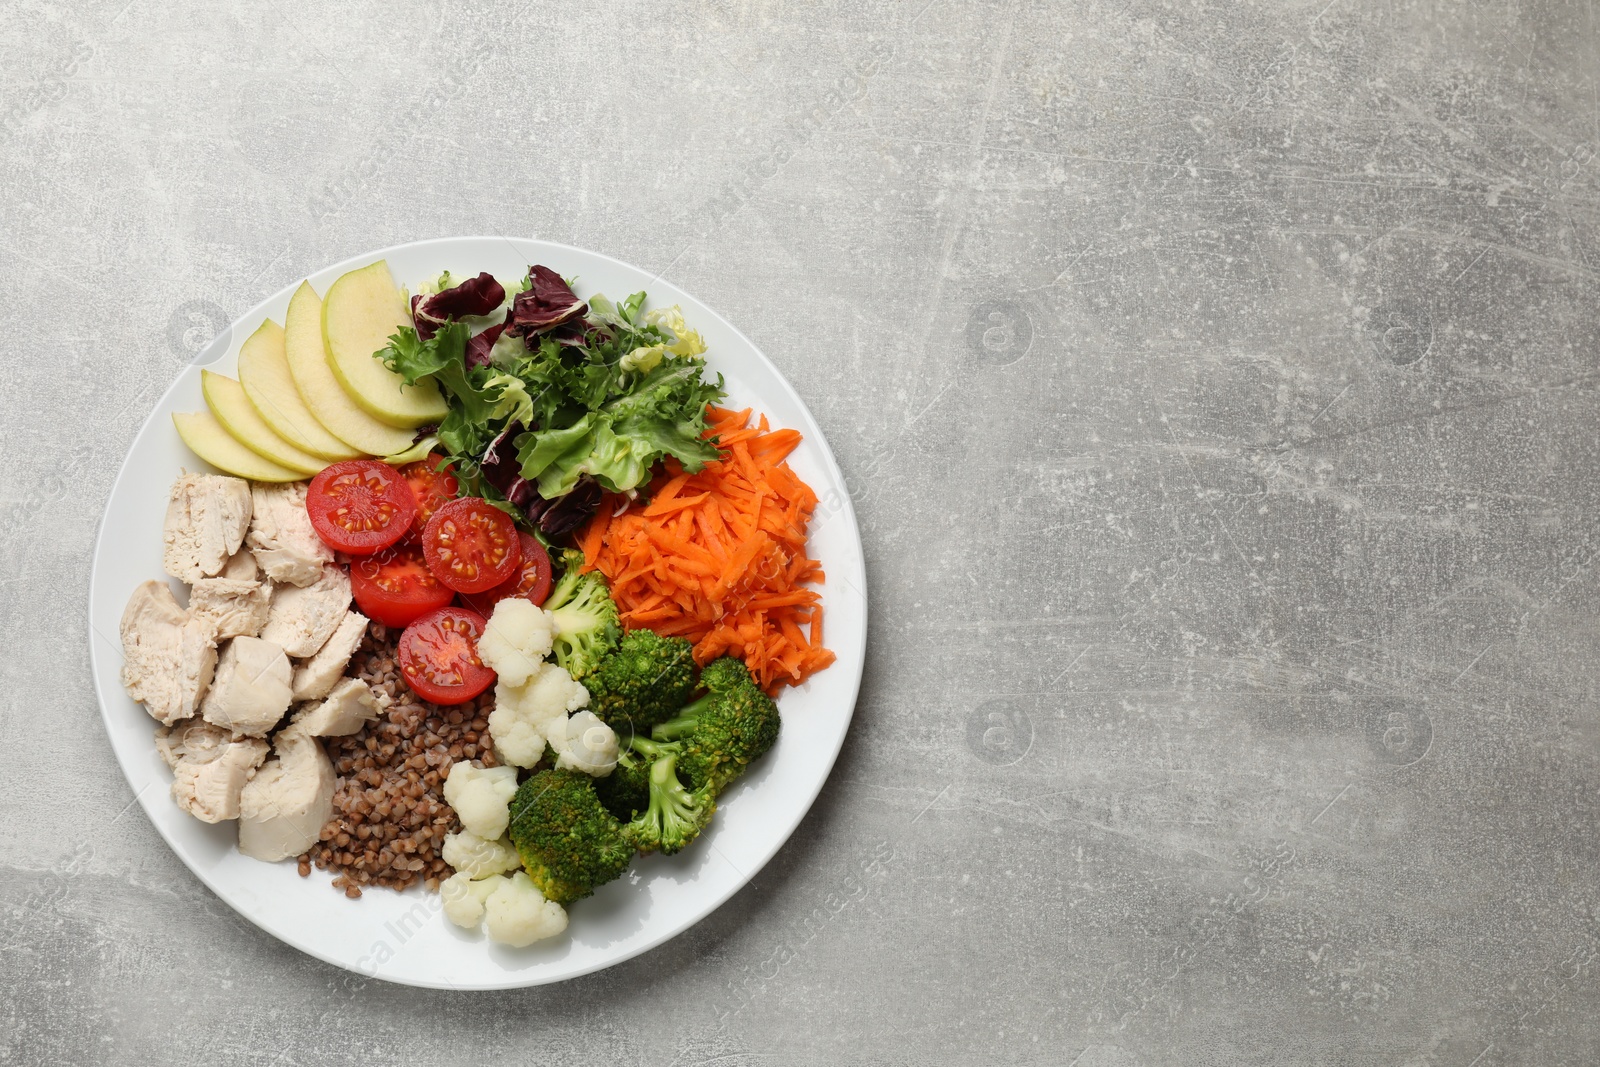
[620,737,716,855]
[543,549,620,679]
[694,655,752,693]
[593,746,651,822]
[592,657,776,858]
[584,629,698,733]
[652,657,780,796]
[507,768,633,904]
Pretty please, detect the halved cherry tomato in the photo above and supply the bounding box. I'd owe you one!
[397,606,495,705]
[350,541,456,627]
[306,459,418,555]
[421,497,521,594]
[462,532,555,613]
[398,453,459,541]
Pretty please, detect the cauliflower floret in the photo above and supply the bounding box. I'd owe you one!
[547,710,619,777]
[488,661,591,768]
[477,598,554,687]
[442,761,519,840]
[441,871,502,929]
[486,699,549,769]
[520,659,590,714]
[442,830,521,880]
[484,871,569,947]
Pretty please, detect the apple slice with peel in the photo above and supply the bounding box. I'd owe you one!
[284,281,415,457]
[238,319,362,461]
[322,260,448,428]
[173,410,303,483]
[201,370,325,476]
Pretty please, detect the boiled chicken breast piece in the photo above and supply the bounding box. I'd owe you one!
[200,636,293,737]
[154,716,232,770]
[171,735,269,823]
[247,482,333,588]
[261,564,352,657]
[120,580,217,726]
[189,577,272,640]
[221,547,258,581]
[238,727,334,861]
[291,677,381,737]
[163,473,252,583]
[289,611,369,702]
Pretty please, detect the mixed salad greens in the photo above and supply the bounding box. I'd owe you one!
[382,268,725,537]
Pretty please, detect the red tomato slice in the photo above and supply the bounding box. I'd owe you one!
[397,606,495,705]
[462,532,555,614]
[421,497,521,594]
[306,460,418,555]
[398,453,459,541]
[350,542,456,628]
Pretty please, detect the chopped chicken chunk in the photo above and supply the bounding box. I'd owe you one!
[200,636,293,736]
[261,564,352,657]
[289,611,368,702]
[247,482,333,588]
[189,577,272,640]
[120,580,217,725]
[221,547,258,581]
[154,716,231,770]
[238,727,334,861]
[163,474,252,583]
[171,734,269,823]
[291,677,381,737]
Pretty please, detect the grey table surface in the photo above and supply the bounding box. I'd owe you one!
[5,0,1600,1063]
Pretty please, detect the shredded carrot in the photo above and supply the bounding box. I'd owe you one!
[579,406,836,694]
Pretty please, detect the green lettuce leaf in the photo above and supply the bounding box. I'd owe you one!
[517,414,597,481]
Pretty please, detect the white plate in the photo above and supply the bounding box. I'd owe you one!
[86,237,867,989]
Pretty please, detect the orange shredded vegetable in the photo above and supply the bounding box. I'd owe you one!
[578,406,835,694]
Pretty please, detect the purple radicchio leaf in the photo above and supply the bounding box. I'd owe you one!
[531,477,604,538]
[409,294,435,341]
[481,423,602,536]
[415,271,506,335]
[504,478,536,510]
[506,265,587,337]
[547,317,596,348]
[480,421,530,505]
[464,322,505,369]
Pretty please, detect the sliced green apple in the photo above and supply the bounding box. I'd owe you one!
[322,260,447,429]
[201,370,325,476]
[283,281,415,456]
[173,410,303,483]
[238,319,363,461]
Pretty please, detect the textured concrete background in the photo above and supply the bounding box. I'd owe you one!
[5,0,1600,1063]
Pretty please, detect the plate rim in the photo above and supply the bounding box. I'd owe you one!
[86,235,868,989]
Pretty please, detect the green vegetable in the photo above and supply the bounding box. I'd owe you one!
[378,322,530,465]
[381,322,497,420]
[651,656,780,796]
[583,629,698,735]
[542,549,620,679]
[512,347,725,497]
[502,279,724,491]
[380,270,727,503]
[507,769,633,904]
[594,656,780,857]
[594,747,652,823]
[619,738,716,855]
